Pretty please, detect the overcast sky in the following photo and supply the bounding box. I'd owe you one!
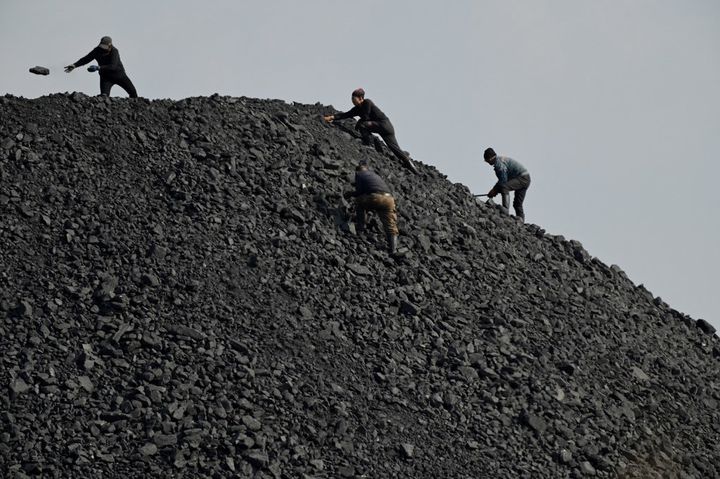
[1,0,718,328]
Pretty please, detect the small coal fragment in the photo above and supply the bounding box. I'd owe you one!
[696,319,716,336]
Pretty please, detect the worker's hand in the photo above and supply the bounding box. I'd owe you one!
[342,190,354,200]
[488,189,497,198]
[87,65,100,72]
[64,65,75,73]
[323,115,334,123]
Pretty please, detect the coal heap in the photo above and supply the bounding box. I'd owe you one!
[1,93,719,478]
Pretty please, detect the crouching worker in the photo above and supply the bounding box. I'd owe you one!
[484,147,531,221]
[325,88,418,174]
[344,162,399,253]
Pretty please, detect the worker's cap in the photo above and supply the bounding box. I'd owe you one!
[356,159,369,171]
[483,147,497,160]
[351,88,365,98]
[98,36,112,51]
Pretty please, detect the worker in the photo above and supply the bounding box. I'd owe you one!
[65,36,138,98]
[324,88,418,174]
[484,147,531,221]
[344,161,400,253]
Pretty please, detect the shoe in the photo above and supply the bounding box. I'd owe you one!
[373,137,384,153]
[388,235,398,254]
[403,157,419,174]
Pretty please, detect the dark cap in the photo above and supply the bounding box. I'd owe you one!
[98,36,112,51]
[483,148,497,160]
[352,88,365,98]
[356,159,369,171]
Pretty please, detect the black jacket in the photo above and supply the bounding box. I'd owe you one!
[334,99,389,122]
[353,170,391,196]
[74,47,126,77]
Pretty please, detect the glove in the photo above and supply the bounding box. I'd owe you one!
[87,65,100,72]
[64,65,75,73]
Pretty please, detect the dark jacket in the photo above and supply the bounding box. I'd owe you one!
[74,47,126,77]
[353,170,391,197]
[334,99,389,122]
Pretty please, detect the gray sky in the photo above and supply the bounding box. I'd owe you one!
[2,0,718,328]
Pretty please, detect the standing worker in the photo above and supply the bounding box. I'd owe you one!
[324,88,419,174]
[344,161,400,254]
[484,148,531,221]
[65,36,138,98]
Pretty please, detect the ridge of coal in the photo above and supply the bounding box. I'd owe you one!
[1,92,718,478]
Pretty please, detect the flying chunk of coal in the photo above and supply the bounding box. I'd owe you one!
[29,66,50,75]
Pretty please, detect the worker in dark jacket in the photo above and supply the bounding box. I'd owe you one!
[325,88,418,174]
[65,36,138,98]
[344,161,400,253]
[484,147,531,221]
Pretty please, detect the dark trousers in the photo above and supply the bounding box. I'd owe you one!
[356,120,410,162]
[100,74,138,98]
[500,174,531,219]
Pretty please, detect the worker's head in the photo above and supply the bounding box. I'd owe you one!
[356,160,369,172]
[98,36,113,52]
[483,147,497,165]
[351,88,365,106]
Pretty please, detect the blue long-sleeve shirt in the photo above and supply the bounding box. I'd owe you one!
[493,156,528,186]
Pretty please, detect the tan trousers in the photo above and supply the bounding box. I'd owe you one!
[356,193,399,237]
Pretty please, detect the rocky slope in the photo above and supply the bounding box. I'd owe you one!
[0,93,719,478]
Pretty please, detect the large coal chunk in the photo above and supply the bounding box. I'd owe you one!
[29,66,50,75]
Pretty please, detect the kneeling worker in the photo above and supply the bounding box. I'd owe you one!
[484,147,531,221]
[65,36,138,98]
[345,161,400,253]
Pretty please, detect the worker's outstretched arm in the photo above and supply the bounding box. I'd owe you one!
[72,50,96,68]
[328,104,360,122]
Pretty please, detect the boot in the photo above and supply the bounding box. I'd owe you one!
[373,136,384,153]
[355,208,367,233]
[402,157,419,174]
[388,235,398,254]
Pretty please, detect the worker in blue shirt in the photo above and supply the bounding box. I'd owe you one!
[484,147,531,221]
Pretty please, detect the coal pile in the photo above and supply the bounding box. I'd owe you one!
[1,93,719,478]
